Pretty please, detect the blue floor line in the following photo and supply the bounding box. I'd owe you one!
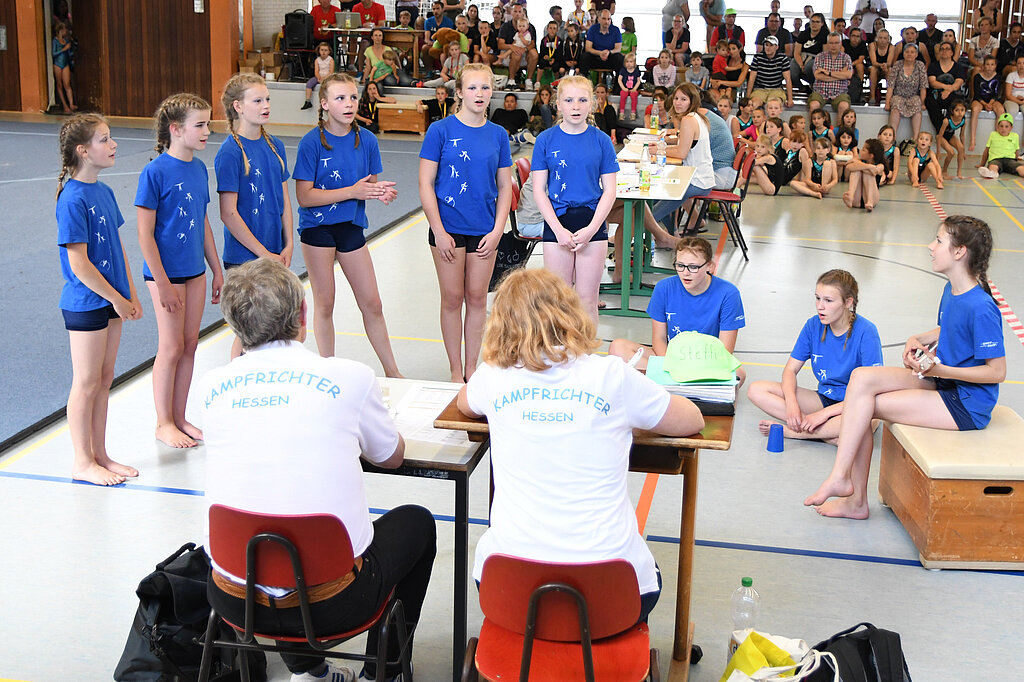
[9,469,1023,575]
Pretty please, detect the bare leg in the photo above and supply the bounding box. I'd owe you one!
[303,242,341,358]
[789,179,822,198]
[910,110,921,142]
[174,276,207,441]
[571,240,609,325]
[746,381,842,442]
[463,247,499,381]
[88,318,138,477]
[68,325,128,484]
[843,170,862,207]
[432,246,469,382]
[337,245,403,378]
[751,166,776,195]
[147,280,198,448]
[861,172,879,211]
[61,66,76,110]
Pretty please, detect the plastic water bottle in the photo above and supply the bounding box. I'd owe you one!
[650,100,660,132]
[640,143,650,166]
[656,137,667,168]
[728,577,761,662]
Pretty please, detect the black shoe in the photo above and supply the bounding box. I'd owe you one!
[301,101,312,110]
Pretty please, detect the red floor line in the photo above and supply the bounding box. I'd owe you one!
[921,186,1024,348]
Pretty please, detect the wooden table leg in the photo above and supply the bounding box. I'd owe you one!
[673,448,699,680]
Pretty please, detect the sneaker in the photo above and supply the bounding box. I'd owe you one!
[301,100,313,110]
[521,130,537,144]
[978,166,998,179]
[292,661,356,682]
[525,78,533,91]
[533,79,540,91]
[630,111,637,121]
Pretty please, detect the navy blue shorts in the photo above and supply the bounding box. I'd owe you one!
[543,205,608,243]
[300,221,366,253]
[427,230,484,253]
[62,305,118,331]
[143,272,204,284]
[819,393,841,408]
[933,377,978,431]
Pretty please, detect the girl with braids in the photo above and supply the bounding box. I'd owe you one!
[57,114,143,485]
[418,63,513,383]
[293,72,403,377]
[748,270,882,446]
[136,93,223,449]
[214,73,294,358]
[532,75,618,323]
[807,217,1005,519]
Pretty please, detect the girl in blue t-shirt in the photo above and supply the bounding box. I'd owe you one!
[807,216,1005,519]
[215,73,293,358]
[136,93,223,449]
[57,114,143,485]
[294,73,402,377]
[532,75,619,321]
[747,269,882,446]
[609,237,746,383]
[419,63,513,382]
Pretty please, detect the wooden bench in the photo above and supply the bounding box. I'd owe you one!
[377,100,427,134]
[878,406,1024,570]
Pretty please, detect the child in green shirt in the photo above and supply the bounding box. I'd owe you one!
[978,113,1024,178]
[620,16,637,55]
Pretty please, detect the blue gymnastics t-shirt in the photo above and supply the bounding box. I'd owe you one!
[791,315,883,401]
[134,153,210,279]
[293,126,383,231]
[646,275,745,340]
[419,116,513,236]
[531,125,618,215]
[56,179,131,311]
[936,282,1005,428]
[214,133,290,265]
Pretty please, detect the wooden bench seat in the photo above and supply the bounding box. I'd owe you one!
[377,100,427,134]
[878,405,1024,570]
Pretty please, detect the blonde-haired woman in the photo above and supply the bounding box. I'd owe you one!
[458,268,704,620]
[532,75,618,322]
[419,63,513,382]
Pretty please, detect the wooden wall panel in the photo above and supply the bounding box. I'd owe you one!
[103,0,212,117]
[0,0,22,111]
[71,0,105,112]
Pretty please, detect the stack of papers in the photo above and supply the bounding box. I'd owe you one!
[645,356,738,404]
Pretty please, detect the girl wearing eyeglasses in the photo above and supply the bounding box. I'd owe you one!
[609,237,746,383]
[747,269,882,445]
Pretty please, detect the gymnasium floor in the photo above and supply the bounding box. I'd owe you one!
[1,120,1023,682]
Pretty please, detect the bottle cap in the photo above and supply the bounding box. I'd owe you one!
[741,577,752,587]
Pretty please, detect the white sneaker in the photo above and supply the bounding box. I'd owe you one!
[522,130,537,144]
[291,661,356,682]
[977,166,998,179]
[533,79,541,91]
[525,78,533,91]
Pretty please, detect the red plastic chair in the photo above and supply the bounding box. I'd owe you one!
[691,149,755,261]
[514,157,531,188]
[463,555,659,682]
[198,504,412,682]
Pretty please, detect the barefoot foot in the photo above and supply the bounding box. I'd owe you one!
[180,420,204,442]
[95,455,139,478]
[842,191,853,208]
[156,423,197,449]
[815,496,870,519]
[758,419,780,436]
[865,203,874,212]
[72,462,126,486]
[804,476,855,506]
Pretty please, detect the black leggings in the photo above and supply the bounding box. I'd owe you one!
[925,92,956,135]
[208,505,437,678]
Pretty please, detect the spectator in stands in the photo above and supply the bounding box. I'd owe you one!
[810,32,853,119]
[490,4,504,31]
[582,10,623,76]
[794,12,828,87]
[498,2,539,89]
[699,0,726,54]
[868,28,894,105]
[662,0,690,33]
[710,40,748,102]
[854,0,887,41]
[749,35,794,108]
[417,84,456,124]
[440,0,465,22]
[472,17,499,65]
[704,103,738,190]
[710,8,745,48]
[397,0,420,24]
[491,92,532,146]
[968,17,1000,76]
[423,1,455,72]
[974,0,1004,39]
[756,12,793,57]
[926,41,967,135]
[550,5,567,39]
[895,26,930,69]
[593,83,619,142]
[832,18,846,36]
[844,28,870,103]
[847,13,863,38]
[998,22,1024,76]
[310,0,340,45]
[353,0,387,73]
[561,20,584,74]
[885,42,928,144]
[538,20,564,77]
[920,13,943,60]
[664,13,692,68]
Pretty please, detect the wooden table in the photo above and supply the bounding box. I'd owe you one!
[325,27,422,77]
[604,160,694,317]
[434,397,734,681]
[365,379,488,682]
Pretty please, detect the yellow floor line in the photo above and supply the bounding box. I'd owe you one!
[971,178,1024,234]
[751,233,1024,254]
[1016,179,1024,191]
